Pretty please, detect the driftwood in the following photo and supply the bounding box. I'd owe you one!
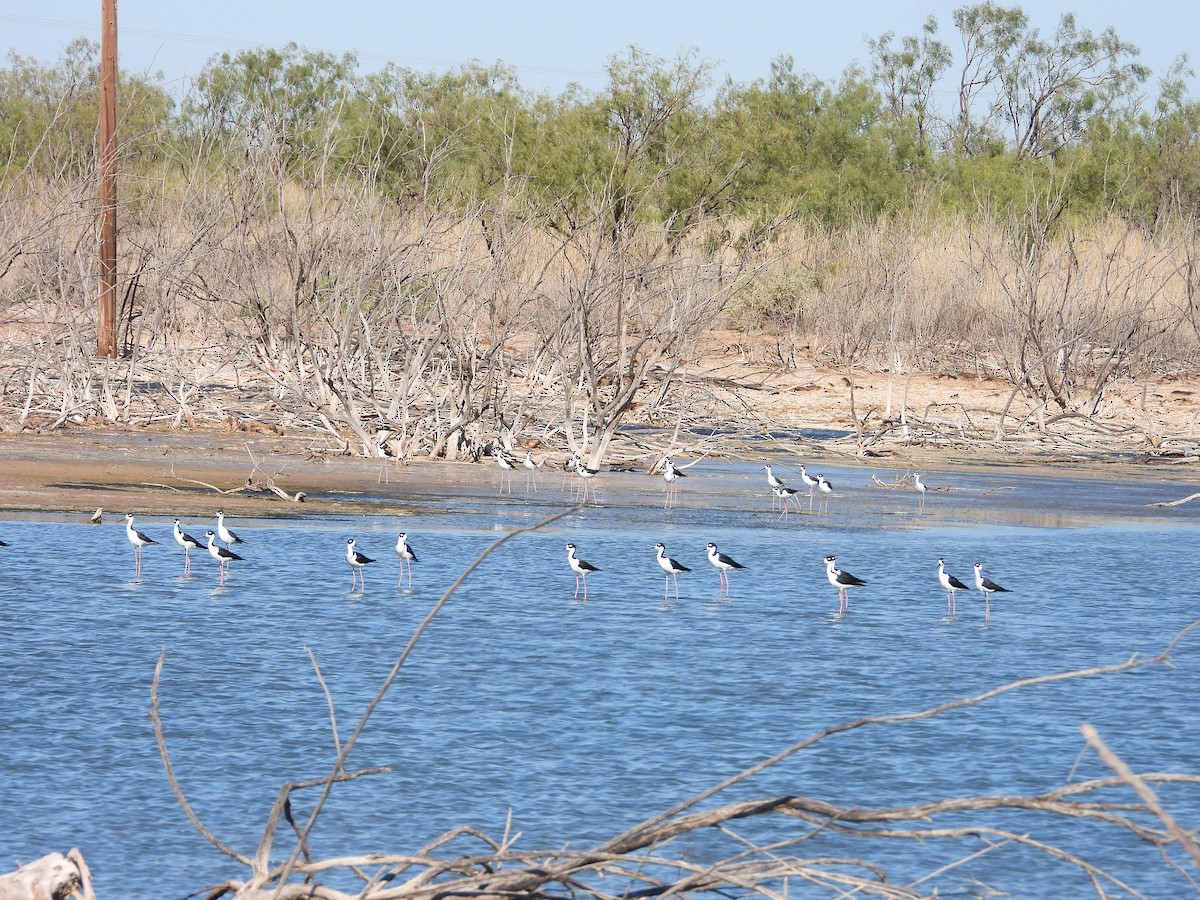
[0,849,93,900]
[144,511,1200,900]
[1147,491,1200,508]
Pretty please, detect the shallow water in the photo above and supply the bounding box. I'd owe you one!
[2,460,1199,898]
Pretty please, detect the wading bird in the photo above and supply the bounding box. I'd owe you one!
[206,530,242,586]
[773,484,801,520]
[565,542,599,599]
[662,456,687,509]
[913,472,928,506]
[125,514,157,580]
[824,555,865,614]
[346,539,375,592]
[395,532,418,588]
[974,562,1010,623]
[654,542,691,601]
[494,449,515,494]
[523,452,540,493]
[706,542,746,597]
[173,519,203,574]
[937,557,969,616]
[216,510,243,549]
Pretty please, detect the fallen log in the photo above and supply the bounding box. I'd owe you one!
[0,849,93,900]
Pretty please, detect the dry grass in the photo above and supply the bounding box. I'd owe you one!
[2,162,1198,461]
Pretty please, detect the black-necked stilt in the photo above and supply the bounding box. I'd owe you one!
[346,539,375,592]
[798,465,819,499]
[205,530,242,585]
[773,484,800,520]
[706,542,745,596]
[824,555,865,613]
[216,510,243,548]
[662,456,687,509]
[173,519,203,574]
[523,451,540,493]
[816,474,833,513]
[654,542,691,601]
[913,472,928,505]
[560,453,580,492]
[937,558,969,616]
[494,449,515,493]
[575,458,599,502]
[974,562,1010,623]
[125,513,157,579]
[764,464,786,508]
[565,542,599,599]
[395,532,418,587]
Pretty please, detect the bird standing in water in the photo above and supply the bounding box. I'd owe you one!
[824,555,865,614]
[974,562,1010,623]
[937,558,969,616]
[654,542,691,601]
[125,514,157,580]
[346,539,375,592]
[706,542,746,597]
[206,530,242,586]
[565,542,599,599]
[395,532,418,588]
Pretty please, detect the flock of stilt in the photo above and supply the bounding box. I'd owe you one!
[0,452,1010,618]
[491,451,1012,617]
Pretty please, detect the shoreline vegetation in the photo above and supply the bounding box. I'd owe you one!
[3,6,1200,897]
[3,7,1200,487]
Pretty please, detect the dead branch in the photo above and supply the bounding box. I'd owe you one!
[156,620,1200,900]
[1147,492,1200,508]
[0,849,94,900]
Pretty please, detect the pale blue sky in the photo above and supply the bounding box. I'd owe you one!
[3,1,1196,101]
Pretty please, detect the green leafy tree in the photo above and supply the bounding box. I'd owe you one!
[866,16,952,155]
[183,43,357,173]
[0,38,170,179]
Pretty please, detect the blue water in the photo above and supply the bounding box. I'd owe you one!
[2,460,1199,898]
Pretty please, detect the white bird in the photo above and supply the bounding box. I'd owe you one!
[565,542,599,599]
[523,451,540,493]
[395,532,418,588]
[824,555,866,614]
[974,562,1010,623]
[654,542,691,601]
[89,507,103,525]
[494,449,515,494]
[706,542,746,597]
[560,453,581,492]
[346,539,375,592]
[913,472,928,505]
[768,468,787,511]
[216,510,243,549]
[937,558,969,617]
[798,465,819,499]
[173,519,203,574]
[773,484,801,520]
[574,458,599,502]
[816,474,834,513]
[125,513,157,579]
[662,456,687,508]
[205,530,242,586]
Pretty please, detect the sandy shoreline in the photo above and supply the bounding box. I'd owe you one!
[1,421,1196,522]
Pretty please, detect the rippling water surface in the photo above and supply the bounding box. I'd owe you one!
[2,460,1199,898]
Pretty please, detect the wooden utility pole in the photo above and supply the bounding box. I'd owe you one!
[97,0,118,358]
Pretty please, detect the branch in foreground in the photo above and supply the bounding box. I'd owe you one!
[168,621,1200,900]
